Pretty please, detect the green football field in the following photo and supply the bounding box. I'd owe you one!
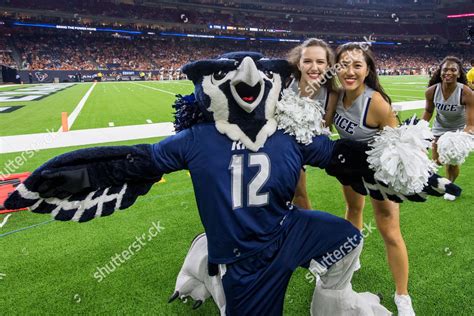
[0,77,472,315]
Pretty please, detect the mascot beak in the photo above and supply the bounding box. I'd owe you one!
[230,56,265,113]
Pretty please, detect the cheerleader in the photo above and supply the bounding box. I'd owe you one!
[287,38,339,209]
[328,42,415,316]
[421,56,474,201]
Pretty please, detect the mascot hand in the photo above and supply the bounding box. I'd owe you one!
[4,145,162,222]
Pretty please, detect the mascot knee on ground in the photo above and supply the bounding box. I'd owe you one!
[5,52,461,315]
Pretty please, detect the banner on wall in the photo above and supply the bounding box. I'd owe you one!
[17,70,179,83]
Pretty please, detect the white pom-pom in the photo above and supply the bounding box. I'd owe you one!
[437,131,474,165]
[366,119,438,195]
[275,88,330,145]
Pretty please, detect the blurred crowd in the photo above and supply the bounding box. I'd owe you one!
[0,36,16,68]
[1,29,470,74]
[2,0,465,41]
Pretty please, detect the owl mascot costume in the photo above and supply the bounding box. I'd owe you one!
[5,52,461,315]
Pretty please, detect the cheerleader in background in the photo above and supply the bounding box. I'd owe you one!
[421,56,474,201]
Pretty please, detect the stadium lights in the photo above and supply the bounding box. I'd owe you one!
[12,21,142,35]
[208,24,291,33]
[447,13,474,18]
[335,40,397,45]
[9,21,401,45]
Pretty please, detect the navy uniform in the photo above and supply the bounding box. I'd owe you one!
[153,123,361,314]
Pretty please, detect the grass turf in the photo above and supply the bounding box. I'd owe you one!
[71,82,193,130]
[1,76,472,315]
[0,84,92,137]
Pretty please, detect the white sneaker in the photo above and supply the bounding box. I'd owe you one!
[443,193,456,201]
[394,293,415,316]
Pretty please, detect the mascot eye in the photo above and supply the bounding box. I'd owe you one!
[264,70,274,79]
[213,70,228,81]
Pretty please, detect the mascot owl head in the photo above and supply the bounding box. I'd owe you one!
[174,52,291,151]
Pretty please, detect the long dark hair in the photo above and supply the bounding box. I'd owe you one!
[335,42,391,104]
[287,38,337,92]
[428,56,467,87]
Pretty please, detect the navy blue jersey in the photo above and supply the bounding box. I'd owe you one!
[152,123,334,263]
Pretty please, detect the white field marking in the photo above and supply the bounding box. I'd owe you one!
[392,100,425,111]
[146,119,153,124]
[391,82,427,85]
[0,123,174,153]
[385,87,426,92]
[0,91,52,95]
[0,214,12,228]
[59,82,97,132]
[132,82,176,95]
[157,81,193,86]
[109,122,115,127]
[388,94,421,100]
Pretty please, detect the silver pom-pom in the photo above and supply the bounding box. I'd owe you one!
[437,130,474,165]
[366,119,438,195]
[275,88,330,145]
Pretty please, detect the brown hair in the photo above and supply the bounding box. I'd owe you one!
[287,38,337,92]
[335,42,391,104]
[428,56,467,87]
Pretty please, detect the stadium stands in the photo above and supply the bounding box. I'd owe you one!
[0,36,16,68]
[0,0,471,73]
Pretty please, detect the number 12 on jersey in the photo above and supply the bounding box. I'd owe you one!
[229,153,270,209]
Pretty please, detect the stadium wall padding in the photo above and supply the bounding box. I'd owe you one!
[18,70,166,83]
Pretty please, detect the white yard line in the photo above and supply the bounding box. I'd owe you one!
[0,123,175,154]
[389,94,421,101]
[386,87,426,92]
[157,81,193,86]
[0,84,20,89]
[392,100,425,111]
[391,82,427,85]
[59,82,97,132]
[132,82,176,95]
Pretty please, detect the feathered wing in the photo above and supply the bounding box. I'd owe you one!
[4,145,163,222]
[325,121,462,202]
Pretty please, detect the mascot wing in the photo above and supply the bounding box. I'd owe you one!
[4,145,162,222]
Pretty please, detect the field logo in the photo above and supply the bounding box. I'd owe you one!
[34,71,49,82]
[0,83,75,102]
[0,105,24,113]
